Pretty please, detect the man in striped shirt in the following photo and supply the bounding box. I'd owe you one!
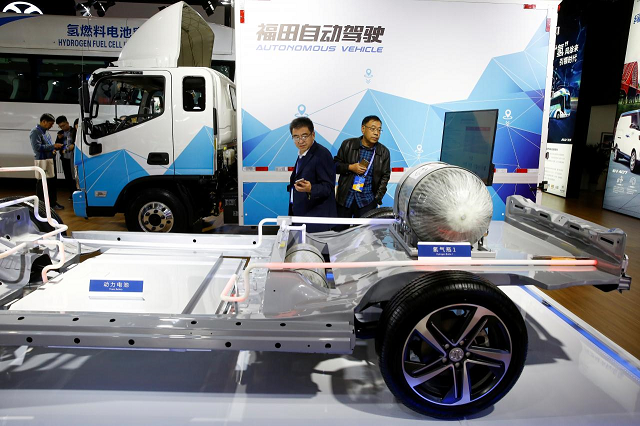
[334,115,391,227]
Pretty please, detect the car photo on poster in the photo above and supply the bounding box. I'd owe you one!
[613,109,640,173]
[549,88,571,119]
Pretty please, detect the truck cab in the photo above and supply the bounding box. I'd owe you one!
[74,2,237,232]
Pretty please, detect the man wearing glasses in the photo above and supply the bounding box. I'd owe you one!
[334,115,391,225]
[287,117,337,232]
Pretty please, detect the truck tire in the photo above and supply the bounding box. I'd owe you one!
[0,195,65,235]
[376,271,527,418]
[360,207,394,219]
[125,189,188,233]
[631,150,639,174]
[613,145,621,162]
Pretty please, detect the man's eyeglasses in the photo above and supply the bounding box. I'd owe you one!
[365,126,383,133]
[292,134,311,142]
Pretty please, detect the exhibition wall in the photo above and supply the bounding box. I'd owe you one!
[604,0,640,219]
[236,0,557,225]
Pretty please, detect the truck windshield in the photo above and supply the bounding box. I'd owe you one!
[91,75,165,137]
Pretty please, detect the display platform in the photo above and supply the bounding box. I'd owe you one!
[0,285,638,425]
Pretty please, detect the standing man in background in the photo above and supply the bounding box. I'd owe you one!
[56,115,76,200]
[30,113,64,210]
[334,115,390,226]
[287,117,337,232]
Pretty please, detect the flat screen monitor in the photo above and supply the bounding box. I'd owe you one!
[439,109,498,185]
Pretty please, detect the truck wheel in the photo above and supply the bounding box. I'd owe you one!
[613,145,621,162]
[376,271,527,418]
[360,207,394,219]
[631,150,639,174]
[126,189,187,233]
[0,195,65,235]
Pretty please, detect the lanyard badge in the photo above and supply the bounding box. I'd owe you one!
[352,149,375,193]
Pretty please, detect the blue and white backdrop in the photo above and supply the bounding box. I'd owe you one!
[236,0,557,224]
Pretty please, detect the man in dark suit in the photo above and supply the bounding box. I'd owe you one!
[287,117,337,232]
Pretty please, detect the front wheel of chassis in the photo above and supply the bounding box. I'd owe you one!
[376,271,528,418]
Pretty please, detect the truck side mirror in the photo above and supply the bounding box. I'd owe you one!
[82,117,92,135]
[79,81,90,115]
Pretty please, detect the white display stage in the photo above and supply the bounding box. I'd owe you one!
[0,285,639,425]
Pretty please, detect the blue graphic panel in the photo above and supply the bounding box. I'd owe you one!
[243,182,289,224]
[381,183,396,208]
[493,125,541,171]
[491,183,537,220]
[82,150,149,206]
[488,186,507,220]
[493,51,546,94]
[243,123,334,168]
[171,126,215,175]
[242,124,290,166]
[468,60,525,100]
[242,109,271,141]
[243,182,257,202]
[243,131,270,160]
[526,21,551,51]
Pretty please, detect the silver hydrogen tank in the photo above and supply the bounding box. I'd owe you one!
[394,162,493,246]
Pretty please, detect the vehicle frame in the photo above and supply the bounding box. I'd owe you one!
[0,167,631,418]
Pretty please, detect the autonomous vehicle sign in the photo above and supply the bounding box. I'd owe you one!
[255,23,386,53]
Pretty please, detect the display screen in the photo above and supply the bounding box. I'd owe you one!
[439,109,498,185]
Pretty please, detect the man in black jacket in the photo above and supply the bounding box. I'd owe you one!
[287,117,337,232]
[334,115,390,224]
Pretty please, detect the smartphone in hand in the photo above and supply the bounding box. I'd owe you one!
[359,158,370,167]
[295,178,305,184]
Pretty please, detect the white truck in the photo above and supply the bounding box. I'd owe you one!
[75,3,237,232]
[613,109,640,173]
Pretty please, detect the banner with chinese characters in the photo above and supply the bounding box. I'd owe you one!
[547,17,585,143]
[603,0,640,218]
[237,0,555,224]
[0,12,144,54]
[543,16,586,197]
[0,12,233,59]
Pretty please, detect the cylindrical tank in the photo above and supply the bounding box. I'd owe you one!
[284,243,329,288]
[394,162,492,244]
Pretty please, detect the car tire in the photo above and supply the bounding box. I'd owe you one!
[554,110,560,119]
[360,207,394,219]
[125,189,188,233]
[0,195,66,235]
[376,270,528,418]
[631,150,639,174]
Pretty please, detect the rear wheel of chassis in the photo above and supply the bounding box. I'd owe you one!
[376,271,528,419]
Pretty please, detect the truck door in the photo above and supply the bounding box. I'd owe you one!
[80,71,173,210]
[170,72,216,176]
